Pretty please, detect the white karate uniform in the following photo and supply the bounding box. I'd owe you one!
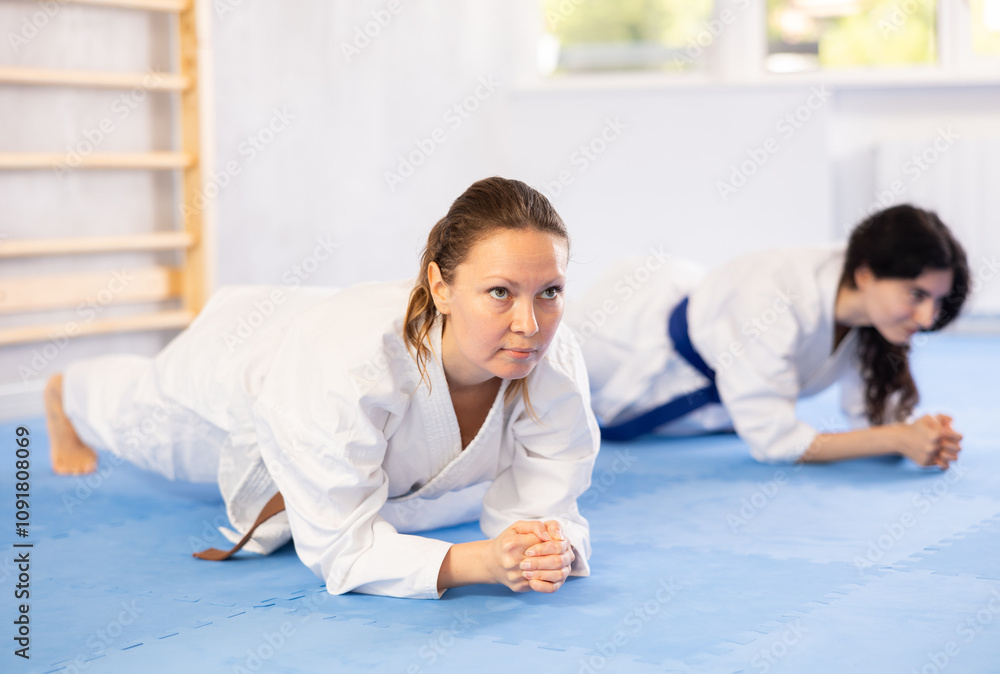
[64,280,600,599]
[566,246,866,463]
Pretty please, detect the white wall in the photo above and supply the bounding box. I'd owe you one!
[508,83,834,293]
[208,0,540,290]
[1,0,998,420]
[507,81,1000,310]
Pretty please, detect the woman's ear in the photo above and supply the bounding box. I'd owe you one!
[854,264,876,291]
[427,261,452,315]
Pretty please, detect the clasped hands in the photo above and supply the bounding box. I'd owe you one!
[485,520,575,594]
[903,413,962,469]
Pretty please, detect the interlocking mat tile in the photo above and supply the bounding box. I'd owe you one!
[3,334,998,673]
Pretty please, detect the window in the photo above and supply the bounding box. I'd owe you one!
[766,0,937,73]
[972,0,1000,56]
[537,0,1000,81]
[540,0,715,74]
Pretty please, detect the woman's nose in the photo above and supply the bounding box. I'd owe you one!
[511,300,539,336]
[914,298,937,329]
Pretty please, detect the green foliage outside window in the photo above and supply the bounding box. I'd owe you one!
[767,0,936,70]
[543,0,715,72]
[545,0,714,46]
[543,0,997,74]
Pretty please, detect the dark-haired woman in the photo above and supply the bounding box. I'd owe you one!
[45,177,599,598]
[566,204,968,468]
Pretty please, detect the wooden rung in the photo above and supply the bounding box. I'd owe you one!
[0,152,194,170]
[57,0,191,12]
[0,66,189,91]
[0,309,194,347]
[0,266,182,315]
[0,232,195,258]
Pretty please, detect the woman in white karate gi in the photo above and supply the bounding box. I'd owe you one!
[567,204,968,468]
[45,177,600,599]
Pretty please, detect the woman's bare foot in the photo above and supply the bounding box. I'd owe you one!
[45,374,97,475]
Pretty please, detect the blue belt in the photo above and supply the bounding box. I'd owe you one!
[599,297,721,442]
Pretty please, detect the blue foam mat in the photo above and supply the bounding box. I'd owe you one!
[3,333,999,673]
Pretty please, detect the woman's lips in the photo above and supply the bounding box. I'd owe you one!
[502,348,535,360]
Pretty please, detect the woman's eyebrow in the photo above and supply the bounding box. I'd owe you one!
[911,283,947,300]
[482,275,565,289]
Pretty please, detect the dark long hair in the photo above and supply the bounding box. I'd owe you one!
[403,177,569,408]
[841,204,970,425]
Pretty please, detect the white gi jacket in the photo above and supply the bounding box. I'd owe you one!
[567,246,866,463]
[65,280,599,599]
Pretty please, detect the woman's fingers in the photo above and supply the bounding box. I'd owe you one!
[522,565,571,584]
[543,520,564,541]
[521,549,575,572]
[527,577,564,593]
[525,564,572,593]
[499,533,546,570]
[525,538,571,558]
[938,439,962,454]
[939,425,963,441]
[938,447,960,462]
[509,520,551,542]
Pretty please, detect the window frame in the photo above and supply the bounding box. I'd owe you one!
[535,1,1000,90]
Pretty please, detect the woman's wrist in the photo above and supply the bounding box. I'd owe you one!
[437,540,496,592]
[883,423,910,456]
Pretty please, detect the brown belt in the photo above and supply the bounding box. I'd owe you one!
[193,492,286,561]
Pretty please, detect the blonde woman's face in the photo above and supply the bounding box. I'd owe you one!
[431,229,568,387]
